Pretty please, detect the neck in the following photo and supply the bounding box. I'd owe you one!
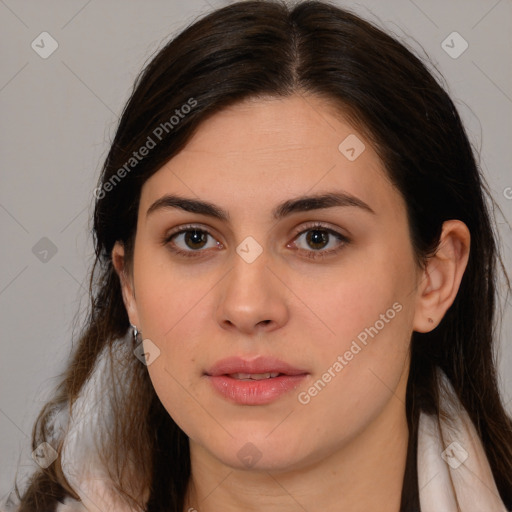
[183,390,409,512]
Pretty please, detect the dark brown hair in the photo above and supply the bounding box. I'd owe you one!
[11,1,512,510]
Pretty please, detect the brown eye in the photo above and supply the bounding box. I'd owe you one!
[293,227,347,252]
[287,223,350,261]
[183,230,209,250]
[305,229,330,250]
[164,226,223,258]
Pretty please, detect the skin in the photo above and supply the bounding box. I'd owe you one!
[112,94,470,512]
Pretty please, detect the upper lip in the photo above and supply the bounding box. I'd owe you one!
[205,356,308,376]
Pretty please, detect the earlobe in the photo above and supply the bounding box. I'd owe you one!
[111,241,140,327]
[413,220,470,333]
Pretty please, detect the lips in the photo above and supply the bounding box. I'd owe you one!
[205,356,308,378]
[204,356,309,405]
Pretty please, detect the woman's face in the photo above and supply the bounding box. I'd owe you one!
[118,94,423,472]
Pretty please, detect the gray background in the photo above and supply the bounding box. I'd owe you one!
[1,0,511,501]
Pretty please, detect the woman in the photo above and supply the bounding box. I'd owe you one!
[6,1,512,510]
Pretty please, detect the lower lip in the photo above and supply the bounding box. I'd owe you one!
[206,374,308,405]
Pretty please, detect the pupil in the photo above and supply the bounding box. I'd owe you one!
[307,229,328,250]
[185,230,207,249]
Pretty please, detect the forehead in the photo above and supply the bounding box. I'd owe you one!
[140,94,402,221]
[177,95,375,160]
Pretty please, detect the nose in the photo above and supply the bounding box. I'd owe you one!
[215,249,290,336]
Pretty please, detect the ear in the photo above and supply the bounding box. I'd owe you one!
[112,241,140,328]
[413,220,470,333]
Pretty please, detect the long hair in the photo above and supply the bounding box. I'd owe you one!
[13,1,512,510]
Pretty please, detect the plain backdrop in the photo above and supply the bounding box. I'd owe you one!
[1,0,511,501]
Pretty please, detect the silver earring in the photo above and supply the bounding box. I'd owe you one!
[130,323,142,343]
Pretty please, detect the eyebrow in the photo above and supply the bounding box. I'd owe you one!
[146,191,375,221]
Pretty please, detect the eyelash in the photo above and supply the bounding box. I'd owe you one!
[162,222,350,260]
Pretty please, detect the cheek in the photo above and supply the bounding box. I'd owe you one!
[292,253,413,359]
[290,246,415,412]
[133,242,215,336]
[135,264,215,437]
[293,273,412,444]
[135,275,215,387]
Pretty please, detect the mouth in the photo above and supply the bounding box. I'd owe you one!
[204,356,309,405]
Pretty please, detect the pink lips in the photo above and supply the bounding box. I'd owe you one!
[204,356,309,405]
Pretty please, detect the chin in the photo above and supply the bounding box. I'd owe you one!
[206,435,312,473]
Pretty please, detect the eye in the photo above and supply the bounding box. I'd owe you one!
[163,225,223,258]
[288,223,349,259]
